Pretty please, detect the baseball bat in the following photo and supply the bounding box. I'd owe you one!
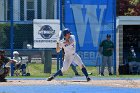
[57,30,62,43]
[56,30,62,53]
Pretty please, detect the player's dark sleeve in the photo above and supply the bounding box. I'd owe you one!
[0,60,3,67]
[3,56,10,64]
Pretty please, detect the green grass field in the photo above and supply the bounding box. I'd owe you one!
[8,62,140,79]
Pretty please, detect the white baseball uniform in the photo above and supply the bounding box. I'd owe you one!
[58,35,84,72]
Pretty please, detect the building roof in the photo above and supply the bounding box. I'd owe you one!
[117,16,140,28]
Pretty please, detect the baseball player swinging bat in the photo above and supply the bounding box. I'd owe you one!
[47,28,91,82]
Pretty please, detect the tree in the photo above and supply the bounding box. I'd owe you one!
[117,0,140,16]
[0,24,8,49]
[0,24,33,49]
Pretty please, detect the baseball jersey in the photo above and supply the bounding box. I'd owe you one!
[59,35,76,56]
[13,57,21,64]
[100,40,114,56]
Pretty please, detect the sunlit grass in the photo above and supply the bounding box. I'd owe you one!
[7,61,140,79]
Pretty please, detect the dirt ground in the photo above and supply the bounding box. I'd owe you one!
[0,80,140,88]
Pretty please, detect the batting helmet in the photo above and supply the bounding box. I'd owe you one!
[63,28,71,36]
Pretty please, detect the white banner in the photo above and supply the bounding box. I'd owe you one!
[33,19,60,48]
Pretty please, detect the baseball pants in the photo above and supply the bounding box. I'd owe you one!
[61,53,84,72]
[101,56,112,74]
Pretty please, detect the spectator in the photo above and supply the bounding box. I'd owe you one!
[13,51,26,76]
[13,51,21,70]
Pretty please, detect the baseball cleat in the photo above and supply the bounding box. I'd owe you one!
[47,76,54,81]
[86,77,91,82]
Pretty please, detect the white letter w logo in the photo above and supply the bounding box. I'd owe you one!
[70,4,106,47]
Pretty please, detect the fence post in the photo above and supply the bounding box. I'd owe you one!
[113,0,117,75]
[56,0,63,71]
[57,52,60,71]
[59,0,63,70]
[10,0,14,76]
[56,0,60,71]
[44,50,52,73]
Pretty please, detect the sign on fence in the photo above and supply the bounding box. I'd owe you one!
[33,19,60,48]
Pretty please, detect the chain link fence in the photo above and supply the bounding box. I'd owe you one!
[63,0,116,75]
[0,0,61,76]
[0,0,116,76]
[0,0,58,49]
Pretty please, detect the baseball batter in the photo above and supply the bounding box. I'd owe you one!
[47,28,91,81]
